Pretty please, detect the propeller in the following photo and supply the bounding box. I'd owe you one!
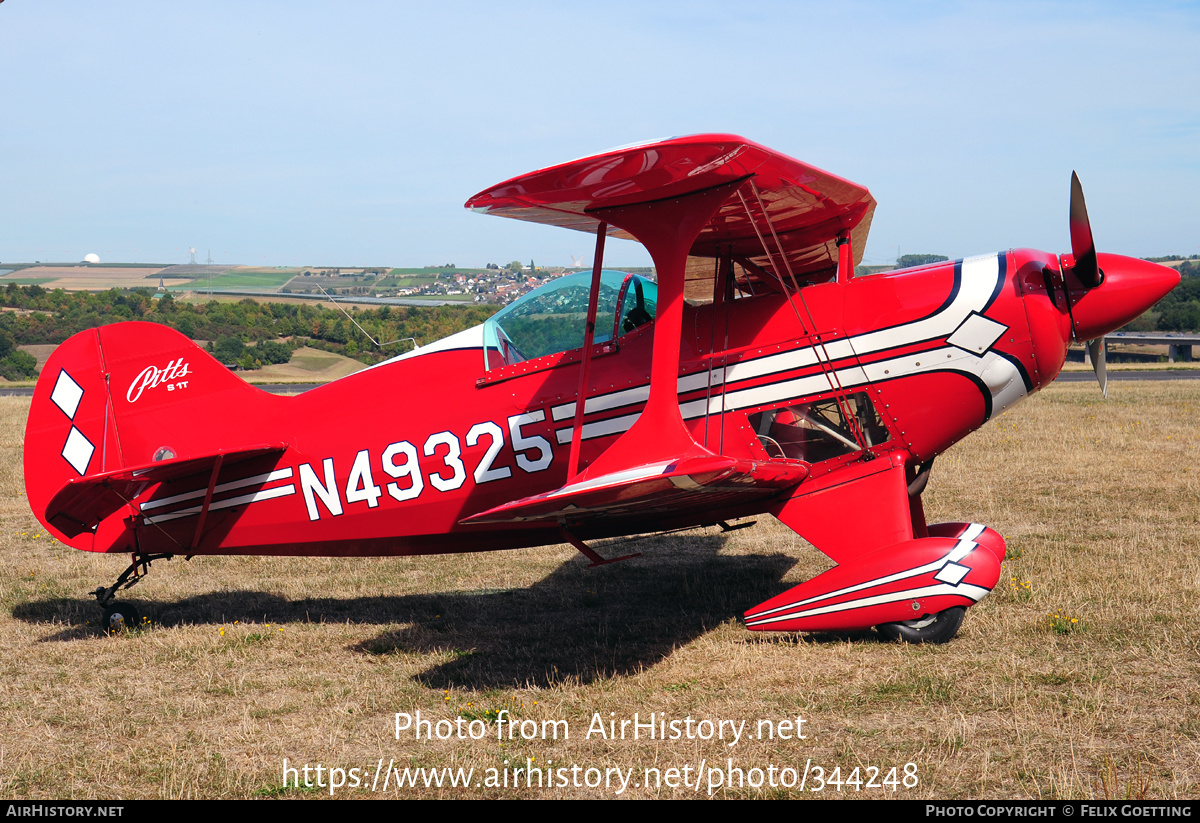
[1069,172,1102,288]
[1067,172,1107,395]
[1087,338,1108,398]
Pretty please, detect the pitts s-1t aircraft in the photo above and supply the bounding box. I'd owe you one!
[24,135,1179,641]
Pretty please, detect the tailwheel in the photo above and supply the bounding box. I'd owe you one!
[101,602,140,635]
[876,607,966,644]
[92,552,172,634]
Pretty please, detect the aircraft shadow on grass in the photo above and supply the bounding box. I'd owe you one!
[13,535,812,689]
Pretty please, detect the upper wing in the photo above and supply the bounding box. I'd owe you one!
[465,134,875,288]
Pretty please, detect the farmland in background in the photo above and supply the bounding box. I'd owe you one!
[0,284,497,376]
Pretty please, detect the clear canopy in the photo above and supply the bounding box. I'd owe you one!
[483,270,657,369]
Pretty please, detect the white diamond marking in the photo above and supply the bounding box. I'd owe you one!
[934,561,970,586]
[947,313,1007,354]
[50,370,84,420]
[62,427,95,476]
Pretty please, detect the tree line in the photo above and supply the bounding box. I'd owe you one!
[0,284,499,375]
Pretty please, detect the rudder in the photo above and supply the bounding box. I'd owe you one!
[24,322,282,551]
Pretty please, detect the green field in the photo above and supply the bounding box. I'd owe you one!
[245,345,366,384]
[390,276,438,287]
[0,277,56,285]
[174,269,299,291]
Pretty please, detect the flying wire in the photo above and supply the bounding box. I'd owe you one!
[736,184,869,451]
[314,283,419,351]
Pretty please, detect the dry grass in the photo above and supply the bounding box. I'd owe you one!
[244,346,366,384]
[1,382,1197,799]
[18,345,59,373]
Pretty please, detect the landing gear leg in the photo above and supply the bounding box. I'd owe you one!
[92,552,173,633]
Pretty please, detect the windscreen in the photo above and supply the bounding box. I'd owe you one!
[483,270,631,368]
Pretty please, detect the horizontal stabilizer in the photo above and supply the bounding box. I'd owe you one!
[44,444,286,537]
[462,454,806,526]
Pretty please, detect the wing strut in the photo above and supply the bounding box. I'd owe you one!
[566,178,748,481]
[560,526,641,568]
[702,254,729,452]
[566,222,607,480]
[189,453,223,550]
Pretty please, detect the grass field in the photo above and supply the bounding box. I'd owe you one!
[390,276,438,287]
[0,278,56,286]
[17,344,58,373]
[175,269,299,292]
[0,382,1197,799]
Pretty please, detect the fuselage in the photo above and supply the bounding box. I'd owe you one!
[54,246,1168,559]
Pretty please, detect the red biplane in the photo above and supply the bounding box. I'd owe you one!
[23,135,1178,641]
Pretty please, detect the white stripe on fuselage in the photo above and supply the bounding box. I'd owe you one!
[141,483,297,525]
[552,254,1025,441]
[847,253,1002,356]
[139,468,295,511]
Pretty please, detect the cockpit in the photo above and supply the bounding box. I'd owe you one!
[483,270,657,370]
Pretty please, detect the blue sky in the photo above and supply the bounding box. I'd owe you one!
[1,1,1197,268]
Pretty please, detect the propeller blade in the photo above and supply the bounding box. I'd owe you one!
[1087,337,1108,398]
[1070,172,1101,287]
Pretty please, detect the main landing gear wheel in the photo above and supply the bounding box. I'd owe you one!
[877,607,966,644]
[101,602,140,635]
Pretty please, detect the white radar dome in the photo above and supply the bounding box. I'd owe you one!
[83,253,100,264]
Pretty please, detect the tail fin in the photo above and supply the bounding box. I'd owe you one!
[24,322,285,551]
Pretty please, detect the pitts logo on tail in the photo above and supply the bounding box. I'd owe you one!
[127,358,191,403]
